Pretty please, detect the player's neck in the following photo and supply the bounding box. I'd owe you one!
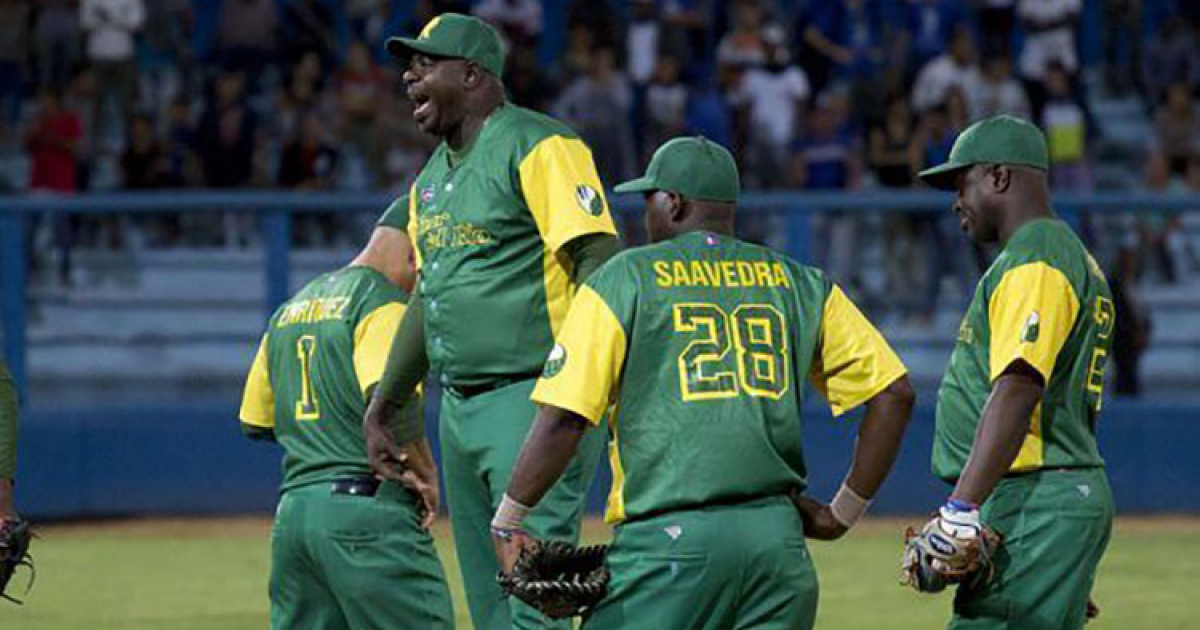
[998,200,1054,246]
[446,94,504,153]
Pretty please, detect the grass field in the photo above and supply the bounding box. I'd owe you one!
[5,517,1197,629]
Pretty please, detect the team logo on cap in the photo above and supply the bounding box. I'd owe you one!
[575,185,604,217]
[542,343,567,378]
[420,187,435,204]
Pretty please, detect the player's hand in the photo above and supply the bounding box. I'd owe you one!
[492,527,536,577]
[397,439,439,531]
[790,493,849,541]
[363,397,409,481]
[1086,597,1100,622]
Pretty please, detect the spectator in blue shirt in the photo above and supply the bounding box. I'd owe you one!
[798,0,886,96]
[903,0,965,71]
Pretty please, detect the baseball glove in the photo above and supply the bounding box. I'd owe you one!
[0,517,34,604]
[497,540,610,619]
[901,513,1001,593]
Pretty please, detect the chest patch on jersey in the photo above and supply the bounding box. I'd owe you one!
[417,212,495,253]
[1022,311,1041,343]
[542,343,567,378]
[575,185,604,216]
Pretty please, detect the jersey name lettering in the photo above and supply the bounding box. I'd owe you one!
[653,260,792,289]
[277,296,351,327]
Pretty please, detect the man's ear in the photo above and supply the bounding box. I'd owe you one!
[991,165,1012,193]
[462,61,482,89]
[667,192,687,222]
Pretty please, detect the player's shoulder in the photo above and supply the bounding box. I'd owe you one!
[992,218,1094,290]
[344,266,409,307]
[494,104,582,153]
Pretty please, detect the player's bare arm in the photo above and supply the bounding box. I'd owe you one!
[796,375,916,540]
[951,360,1044,505]
[364,290,429,477]
[491,404,590,573]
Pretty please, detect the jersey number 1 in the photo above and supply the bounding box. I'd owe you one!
[295,335,321,421]
[673,302,789,401]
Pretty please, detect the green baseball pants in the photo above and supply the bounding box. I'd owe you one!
[950,467,1114,630]
[440,378,606,630]
[585,495,819,630]
[269,480,454,629]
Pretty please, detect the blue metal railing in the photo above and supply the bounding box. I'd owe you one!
[3,189,1199,400]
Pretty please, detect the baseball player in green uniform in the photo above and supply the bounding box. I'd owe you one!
[907,115,1115,629]
[491,137,916,628]
[362,13,622,630]
[239,202,453,630]
[0,361,17,522]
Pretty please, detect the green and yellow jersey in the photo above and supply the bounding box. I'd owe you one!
[934,219,1113,481]
[239,267,408,491]
[404,103,618,387]
[531,231,907,524]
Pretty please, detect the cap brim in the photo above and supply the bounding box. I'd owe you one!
[917,161,970,191]
[612,176,657,195]
[385,37,451,61]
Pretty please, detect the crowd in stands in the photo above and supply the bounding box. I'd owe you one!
[4,1,1199,301]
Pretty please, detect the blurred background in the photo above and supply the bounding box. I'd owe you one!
[1,0,1199,520]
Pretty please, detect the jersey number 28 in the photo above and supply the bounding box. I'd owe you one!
[673,302,790,402]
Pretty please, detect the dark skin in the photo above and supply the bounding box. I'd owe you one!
[793,375,915,540]
[401,53,505,151]
[362,52,505,517]
[945,163,1053,505]
[494,190,915,570]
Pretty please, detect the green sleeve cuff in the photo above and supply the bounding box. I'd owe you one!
[564,233,621,285]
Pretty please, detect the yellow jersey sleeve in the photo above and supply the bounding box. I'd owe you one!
[239,334,275,428]
[518,135,619,253]
[530,285,627,424]
[809,285,908,416]
[987,262,1080,383]
[406,185,423,270]
[353,302,406,397]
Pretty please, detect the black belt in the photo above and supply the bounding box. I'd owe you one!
[445,372,541,399]
[330,477,380,497]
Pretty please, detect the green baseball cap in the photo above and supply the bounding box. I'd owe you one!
[385,13,505,77]
[376,195,409,232]
[614,136,740,203]
[918,115,1049,190]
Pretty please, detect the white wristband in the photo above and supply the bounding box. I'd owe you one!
[491,493,532,531]
[829,483,872,529]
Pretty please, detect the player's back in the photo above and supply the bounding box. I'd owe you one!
[589,231,832,522]
[263,267,408,490]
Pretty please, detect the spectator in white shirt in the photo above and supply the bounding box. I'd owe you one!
[965,52,1031,122]
[627,0,659,87]
[734,26,810,187]
[911,24,977,114]
[80,0,145,141]
[1017,0,1081,118]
